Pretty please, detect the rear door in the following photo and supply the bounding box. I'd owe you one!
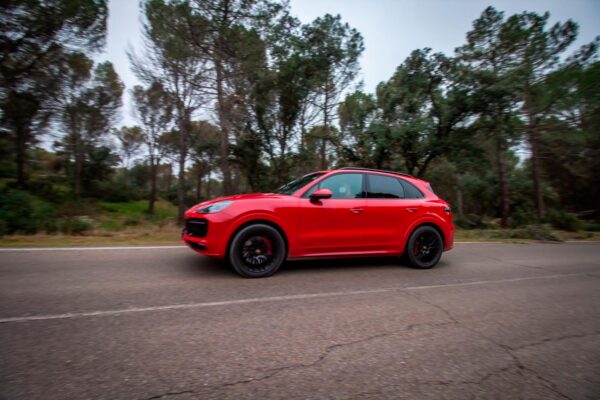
[363,173,423,251]
[298,173,367,254]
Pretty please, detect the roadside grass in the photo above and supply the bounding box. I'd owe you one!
[0,224,182,247]
[98,199,177,231]
[454,227,599,242]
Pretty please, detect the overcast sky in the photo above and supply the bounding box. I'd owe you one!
[98,0,600,127]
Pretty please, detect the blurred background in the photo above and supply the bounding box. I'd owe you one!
[1,0,599,245]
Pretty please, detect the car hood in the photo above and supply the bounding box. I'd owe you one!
[191,193,289,210]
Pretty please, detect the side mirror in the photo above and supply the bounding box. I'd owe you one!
[310,188,333,202]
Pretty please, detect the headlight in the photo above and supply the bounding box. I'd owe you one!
[196,200,232,214]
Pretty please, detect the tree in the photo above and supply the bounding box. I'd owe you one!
[189,121,220,200]
[538,60,600,213]
[505,11,579,219]
[59,56,123,197]
[301,14,364,169]
[162,0,289,195]
[130,0,209,223]
[0,0,108,187]
[132,82,173,214]
[374,49,472,177]
[338,90,381,167]
[456,7,523,228]
[114,126,143,168]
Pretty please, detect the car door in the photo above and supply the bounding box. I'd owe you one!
[298,173,367,255]
[363,173,423,251]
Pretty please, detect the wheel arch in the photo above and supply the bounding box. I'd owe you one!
[226,219,290,261]
[404,222,445,252]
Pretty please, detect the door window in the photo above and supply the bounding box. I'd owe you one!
[304,173,364,199]
[366,174,405,198]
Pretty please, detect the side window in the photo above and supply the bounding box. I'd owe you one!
[399,179,424,199]
[304,173,364,199]
[366,174,405,198]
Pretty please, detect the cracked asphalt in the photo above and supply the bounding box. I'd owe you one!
[1,242,599,400]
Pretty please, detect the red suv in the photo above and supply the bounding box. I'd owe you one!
[183,167,453,278]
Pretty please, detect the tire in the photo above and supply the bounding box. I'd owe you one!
[405,226,443,269]
[228,224,286,278]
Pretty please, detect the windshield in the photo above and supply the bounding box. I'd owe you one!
[275,173,324,195]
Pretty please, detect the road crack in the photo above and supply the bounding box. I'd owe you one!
[138,389,197,400]
[405,292,577,400]
[213,320,457,389]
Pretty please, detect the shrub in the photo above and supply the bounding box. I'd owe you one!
[583,223,600,232]
[511,224,562,242]
[0,189,38,234]
[59,217,92,234]
[510,207,537,228]
[545,209,582,232]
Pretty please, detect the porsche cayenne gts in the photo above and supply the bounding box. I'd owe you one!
[183,167,454,278]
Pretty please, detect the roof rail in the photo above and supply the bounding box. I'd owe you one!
[336,166,414,178]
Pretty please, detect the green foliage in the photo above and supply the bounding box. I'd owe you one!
[58,217,92,235]
[545,209,583,232]
[1,0,109,186]
[100,200,176,223]
[0,189,58,234]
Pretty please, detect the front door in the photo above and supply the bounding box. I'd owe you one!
[298,173,367,255]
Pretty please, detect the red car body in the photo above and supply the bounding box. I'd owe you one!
[182,168,454,263]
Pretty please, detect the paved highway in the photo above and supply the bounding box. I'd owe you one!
[1,242,599,399]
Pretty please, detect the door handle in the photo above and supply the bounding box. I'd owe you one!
[406,208,418,213]
[350,208,364,214]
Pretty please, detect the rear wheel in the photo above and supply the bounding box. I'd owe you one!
[405,226,443,269]
[228,224,286,278]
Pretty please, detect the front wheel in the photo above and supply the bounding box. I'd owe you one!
[405,226,443,269]
[228,224,286,278]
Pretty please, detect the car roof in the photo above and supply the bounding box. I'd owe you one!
[335,167,413,178]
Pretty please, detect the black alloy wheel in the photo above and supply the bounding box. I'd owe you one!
[229,224,286,278]
[405,226,443,269]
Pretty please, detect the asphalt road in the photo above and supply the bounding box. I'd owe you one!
[1,242,599,400]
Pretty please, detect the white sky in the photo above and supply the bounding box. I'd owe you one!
[97,0,600,127]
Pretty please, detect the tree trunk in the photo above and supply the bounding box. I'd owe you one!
[320,83,330,170]
[215,50,232,195]
[496,140,510,229]
[74,134,83,198]
[148,155,157,215]
[15,126,27,188]
[177,116,189,225]
[196,169,203,202]
[525,85,545,220]
[232,165,240,194]
[456,184,464,217]
[177,154,186,225]
[206,177,211,199]
[166,164,172,191]
[528,118,545,220]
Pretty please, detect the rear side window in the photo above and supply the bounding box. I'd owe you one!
[366,174,405,198]
[399,179,424,199]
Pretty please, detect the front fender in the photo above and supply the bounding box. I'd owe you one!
[226,211,296,256]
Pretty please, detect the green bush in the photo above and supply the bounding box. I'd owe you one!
[59,217,92,234]
[0,188,61,234]
[545,209,582,232]
[511,224,562,241]
[583,223,600,232]
[510,206,537,228]
[0,189,39,234]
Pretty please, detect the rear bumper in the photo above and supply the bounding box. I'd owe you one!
[444,223,455,251]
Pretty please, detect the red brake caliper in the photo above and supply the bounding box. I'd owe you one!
[260,236,273,256]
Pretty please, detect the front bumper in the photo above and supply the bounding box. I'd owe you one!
[182,211,232,258]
